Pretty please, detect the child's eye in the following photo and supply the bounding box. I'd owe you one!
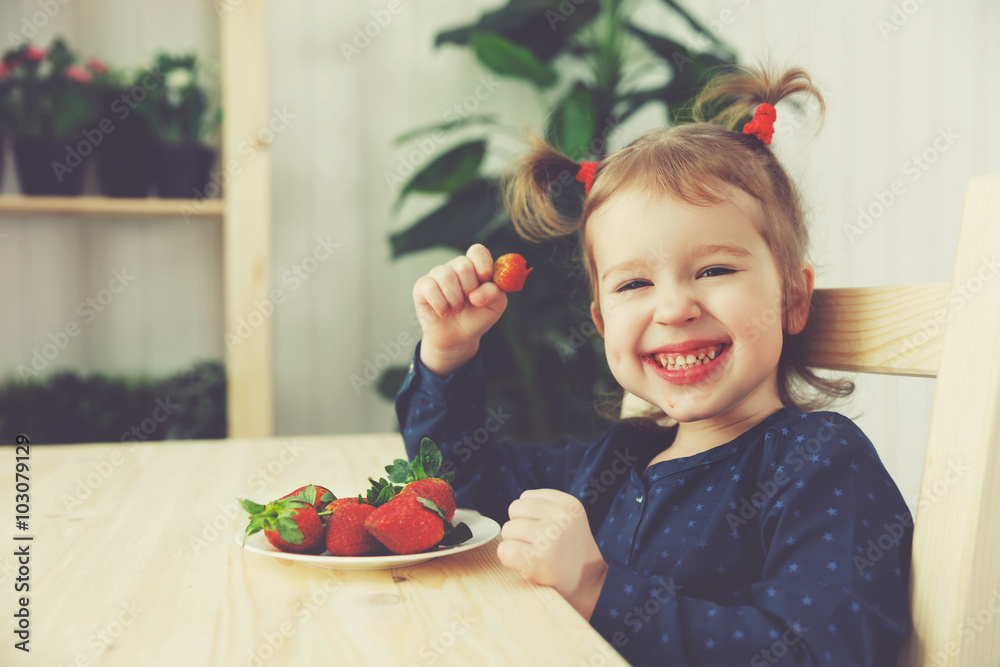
[615,280,650,293]
[699,267,736,278]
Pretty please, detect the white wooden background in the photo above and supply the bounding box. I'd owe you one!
[1,0,998,516]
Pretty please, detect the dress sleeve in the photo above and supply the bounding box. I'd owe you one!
[394,340,596,525]
[589,413,912,667]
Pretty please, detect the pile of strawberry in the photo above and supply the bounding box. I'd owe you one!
[238,438,472,556]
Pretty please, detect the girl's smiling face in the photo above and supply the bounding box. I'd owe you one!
[587,190,812,430]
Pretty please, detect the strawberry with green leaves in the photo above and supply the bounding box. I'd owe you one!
[386,438,456,521]
[365,495,447,554]
[279,484,335,513]
[323,478,397,557]
[238,495,325,554]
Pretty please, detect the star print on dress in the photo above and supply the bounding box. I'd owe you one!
[395,339,912,667]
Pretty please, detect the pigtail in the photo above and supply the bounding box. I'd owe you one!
[500,129,588,243]
[691,63,826,133]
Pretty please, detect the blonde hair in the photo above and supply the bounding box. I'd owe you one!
[501,64,853,429]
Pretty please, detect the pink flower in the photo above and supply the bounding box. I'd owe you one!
[86,57,107,74]
[24,46,46,61]
[64,64,93,83]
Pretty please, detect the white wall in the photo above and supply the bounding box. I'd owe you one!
[1,0,998,516]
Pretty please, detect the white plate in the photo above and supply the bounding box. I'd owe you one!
[237,509,501,570]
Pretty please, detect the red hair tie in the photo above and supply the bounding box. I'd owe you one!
[743,102,776,145]
[576,161,598,194]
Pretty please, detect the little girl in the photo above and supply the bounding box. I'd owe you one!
[396,64,912,666]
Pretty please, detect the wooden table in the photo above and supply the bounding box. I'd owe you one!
[1,435,629,666]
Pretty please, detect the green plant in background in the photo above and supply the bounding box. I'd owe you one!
[134,53,221,144]
[381,0,738,442]
[0,38,103,138]
[0,361,226,444]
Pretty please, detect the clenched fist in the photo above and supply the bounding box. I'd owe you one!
[497,489,609,620]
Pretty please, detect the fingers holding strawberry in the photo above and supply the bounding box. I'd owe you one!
[413,244,509,376]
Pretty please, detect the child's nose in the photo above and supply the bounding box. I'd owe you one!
[653,287,701,325]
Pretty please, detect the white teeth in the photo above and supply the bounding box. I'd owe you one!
[651,344,726,369]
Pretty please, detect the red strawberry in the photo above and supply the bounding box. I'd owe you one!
[492,253,532,292]
[400,478,455,522]
[279,484,336,513]
[323,499,382,556]
[238,497,325,554]
[364,495,446,555]
[385,437,457,521]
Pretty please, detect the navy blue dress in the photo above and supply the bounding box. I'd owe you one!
[395,342,913,666]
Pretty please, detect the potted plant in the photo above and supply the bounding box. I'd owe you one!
[381,0,739,442]
[0,38,102,196]
[91,60,158,198]
[134,53,220,199]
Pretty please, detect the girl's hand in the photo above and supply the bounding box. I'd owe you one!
[497,489,610,621]
[413,243,507,377]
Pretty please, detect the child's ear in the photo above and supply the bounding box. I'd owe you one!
[785,263,815,335]
[590,300,605,338]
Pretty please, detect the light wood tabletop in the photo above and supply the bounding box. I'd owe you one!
[0,435,629,667]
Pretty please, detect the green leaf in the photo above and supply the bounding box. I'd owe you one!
[435,1,600,64]
[658,0,737,59]
[414,496,444,518]
[393,115,498,146]
[626,24,694,68]
[318,490,336,505]
[237,498,267,515]
[440,522,474,546]
[398,140,486,202]
[469,32,557,88]
[299,485,317,505]
[410,453,426,481]
[389,179,501,258]
[385,459,413,484]
[546,82,595,158]
[441,471,456,484]
[420,438,442,478]
[366,477,399,506]
[275,517,304,544]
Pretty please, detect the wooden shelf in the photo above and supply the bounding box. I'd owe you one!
[0,194,223,218]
